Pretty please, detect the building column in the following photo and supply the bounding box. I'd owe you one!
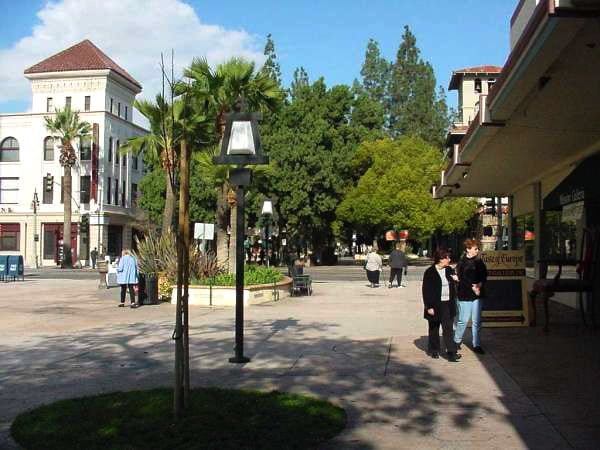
[533,182,544,279]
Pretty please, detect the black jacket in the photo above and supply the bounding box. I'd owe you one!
[422,264,457,321]
[388,249,408,269]
[456,255,488,300]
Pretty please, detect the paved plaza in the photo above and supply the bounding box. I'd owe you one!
[0,268,599,449]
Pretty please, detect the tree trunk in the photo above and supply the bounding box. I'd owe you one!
[62,166,73,268]
[162,171,176,233]
[215,183,230,269]
[173,139,191,417]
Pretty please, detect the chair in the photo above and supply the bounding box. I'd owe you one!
[529,227,600,332]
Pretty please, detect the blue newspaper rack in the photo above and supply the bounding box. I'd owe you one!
[7,255,24,281]
[0,255,8,281]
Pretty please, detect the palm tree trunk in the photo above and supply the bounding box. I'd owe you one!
[163,171,175,232]
[62,166,73,268]
[216,183,229,269]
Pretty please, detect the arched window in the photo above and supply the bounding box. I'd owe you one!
[0,137,19,162]
[44,137,55,161]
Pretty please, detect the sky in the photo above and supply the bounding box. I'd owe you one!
[0,0,518,118]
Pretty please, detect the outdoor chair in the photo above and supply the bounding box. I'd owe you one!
[529,227,600,332]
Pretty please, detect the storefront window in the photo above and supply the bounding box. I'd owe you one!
[0,223,20,251]
[513,213,535,267]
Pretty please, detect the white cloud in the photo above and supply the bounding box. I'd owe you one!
[0,0,265,114]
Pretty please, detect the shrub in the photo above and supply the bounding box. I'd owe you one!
[193,265,283,286]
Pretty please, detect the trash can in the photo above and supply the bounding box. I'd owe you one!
[97,261,108,289]
[142,274,159,305]
[0,255,8,282]
[7,255,24,281]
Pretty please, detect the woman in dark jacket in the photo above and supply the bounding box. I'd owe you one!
[422,248,461,361]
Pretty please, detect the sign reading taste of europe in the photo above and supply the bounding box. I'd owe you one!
[479,250,529,327]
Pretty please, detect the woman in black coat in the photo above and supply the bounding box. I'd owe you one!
[422,248,461,361]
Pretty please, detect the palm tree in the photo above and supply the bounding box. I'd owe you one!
[184,58,283,272]
[121,95,180,232]
[45,107,91,268]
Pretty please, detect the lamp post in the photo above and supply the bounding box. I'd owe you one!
[214,97,267,364]
[261,199,273,267]
[31,190,40,269]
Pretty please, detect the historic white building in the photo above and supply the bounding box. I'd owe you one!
[0,40,148,267]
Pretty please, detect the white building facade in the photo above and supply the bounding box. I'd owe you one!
[0,40,148,267]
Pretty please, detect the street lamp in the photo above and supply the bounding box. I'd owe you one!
[31,190,40,269]
[214,97,267,364]
[261,199,273,267]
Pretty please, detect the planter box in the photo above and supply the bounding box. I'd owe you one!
[171,276,293,307]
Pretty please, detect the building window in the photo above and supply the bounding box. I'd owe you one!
[487,79,496,92]
[43,175,53,204]
[118,102,121,117]
[133,155,138,170]
[125,106,128,121]
[80,175,91,204]
[0,223,20,251]
[115,140,120,164]
[65,96,71,109]
[84,96,91,112]
[106,177,112,204]
[122,180,126,207]
[0,177,18,204]
[80,136,92,161]
[0,137,20,162]
[108,137,113,162]
[114,178,119,205]
[110,98,114,113]
[131,183,138,206]
[474,78,482,93]
[43,137,54,161]
[47,97,53,112]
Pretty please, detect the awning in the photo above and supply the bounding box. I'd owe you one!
[543,151,600,210]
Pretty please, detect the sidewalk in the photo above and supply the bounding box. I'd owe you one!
[0,276,597,449]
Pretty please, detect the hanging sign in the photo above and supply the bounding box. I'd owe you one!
[479,250,529,327]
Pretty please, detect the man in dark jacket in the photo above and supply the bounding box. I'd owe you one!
[388,243,408,288]
[454,239,488,354]
[422,247,461,362]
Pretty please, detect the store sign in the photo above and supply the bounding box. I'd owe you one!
[479,250,529,327]
[561,201,584,224]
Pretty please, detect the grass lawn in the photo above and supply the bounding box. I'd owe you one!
[11,387,346,450]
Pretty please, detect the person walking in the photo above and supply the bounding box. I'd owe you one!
[454,239,488,354]
[90,247,98,269]
[117,249,139,308]
[388,243,408,288]
[365,247,383,288]
[422,248,461,361]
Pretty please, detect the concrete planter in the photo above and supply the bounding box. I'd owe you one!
[170,276,293,307]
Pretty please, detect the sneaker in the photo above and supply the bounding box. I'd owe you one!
[447,352,461,362]
[429,352,439,359]
[388,283,393,289]
[130,303,138,309]
[473,346,485,355]
[398,285,405,289]
[118,303,125,307]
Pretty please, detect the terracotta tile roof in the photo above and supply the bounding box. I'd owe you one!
[24,39,141,89]
[449,65,503,90]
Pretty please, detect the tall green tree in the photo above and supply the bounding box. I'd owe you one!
[45,107,91,268]
[290,66,309,98]
[336,137,476,242]
[260,33,282,85]
[388,26,450,147]
[122,95,180,232]
[360,38,391,106]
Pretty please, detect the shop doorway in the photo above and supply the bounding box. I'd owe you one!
[42,223,78,265]
[107,225,123,259]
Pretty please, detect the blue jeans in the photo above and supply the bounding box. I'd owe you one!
[454,299,482,347]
